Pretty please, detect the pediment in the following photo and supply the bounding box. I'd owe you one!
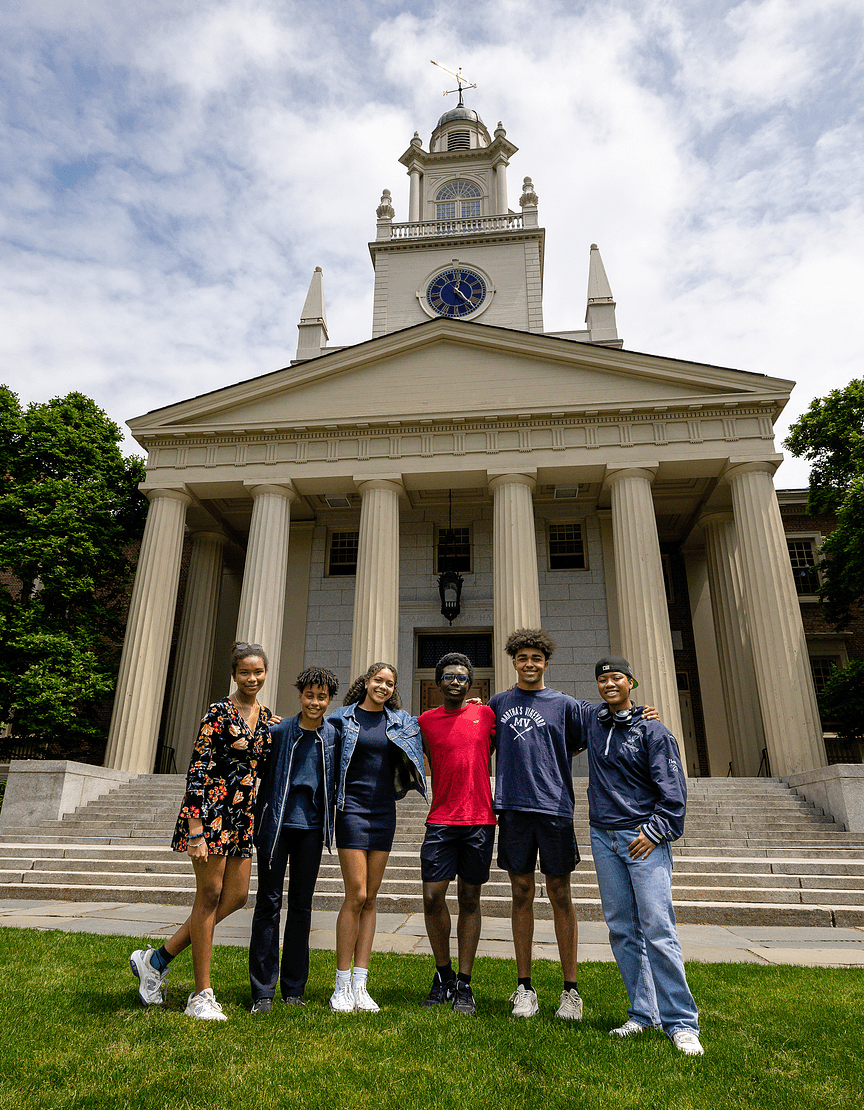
[129,320,792,439]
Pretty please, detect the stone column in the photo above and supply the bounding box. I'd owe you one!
[350,479,403,679]
[700,512,765,777]
[104,487,192,774]
[725,461,826,775]
[408,169,421,223]
[489,472,541,692]
[494,160,508,215]
[162,530,228,773]
[606,468,688,766]
[235,483,297,705]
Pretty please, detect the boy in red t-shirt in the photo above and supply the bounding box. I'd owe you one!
[418,652,496,1016]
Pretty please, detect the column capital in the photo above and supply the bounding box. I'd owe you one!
[243,481,299,502]
[487,470,537,494]
[355,478,405,497]
[603,465,657,491]
[187,528,230,546]
[721,455,783,484]
[142,486,193,507]
[698,510,735,530]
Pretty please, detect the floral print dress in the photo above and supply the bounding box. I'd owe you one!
[171,698,273,858]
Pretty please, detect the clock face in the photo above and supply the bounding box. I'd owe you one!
[426,268,487,318]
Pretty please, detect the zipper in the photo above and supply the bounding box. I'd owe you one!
[269,733,298,867]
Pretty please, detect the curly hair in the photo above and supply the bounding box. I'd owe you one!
[434,652,474,686]
[231,640,269,674]
[504,628,556,660]
[294,667,339,698]
[342,662,402,710]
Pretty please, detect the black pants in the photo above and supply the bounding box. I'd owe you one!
[249,827,324,1000]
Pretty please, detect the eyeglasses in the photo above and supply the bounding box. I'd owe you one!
[440,673,471,685]
[235,643,264,652]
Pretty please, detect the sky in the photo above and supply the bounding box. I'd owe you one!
[2,0,863,488]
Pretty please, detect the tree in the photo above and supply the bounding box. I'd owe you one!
[817,659,864,745]
[0,389,147,762]
[783,379,864,629]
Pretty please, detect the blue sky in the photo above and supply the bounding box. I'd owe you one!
[2,0,863,487]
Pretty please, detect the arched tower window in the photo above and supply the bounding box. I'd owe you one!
[435,181,482,221]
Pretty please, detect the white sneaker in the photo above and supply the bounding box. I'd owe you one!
[611,1018,652,1037]
[671,1030,704,1056]
[185,988,227,1021]
[555,988,583,1020]
[353,982,380,1013]
[509,985,539,1018]
[329,981,356,1013]
[129,946,168,1006]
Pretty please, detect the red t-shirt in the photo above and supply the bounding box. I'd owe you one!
[419,703,496,825]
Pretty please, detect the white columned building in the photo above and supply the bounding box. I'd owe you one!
[107,96,827,782]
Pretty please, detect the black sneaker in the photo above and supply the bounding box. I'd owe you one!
[282,995,306,1006]
[421,972,456,1006]
[250,997,273,1015]
[452,980,476,1016]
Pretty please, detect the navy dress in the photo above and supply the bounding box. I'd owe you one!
[336,707,397,851]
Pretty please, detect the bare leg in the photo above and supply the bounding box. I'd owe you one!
[455,879,483,977]
[546,872,579,981]
[422,880,452,967]
[509,872,536,979]
[354,850,390,968]
[163,856,251,964]
[335,848,368,970]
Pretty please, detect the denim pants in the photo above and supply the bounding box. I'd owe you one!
[590,826,699,1036]
[249,827,324,1000]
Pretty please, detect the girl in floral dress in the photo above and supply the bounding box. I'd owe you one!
[129,642,273,1020]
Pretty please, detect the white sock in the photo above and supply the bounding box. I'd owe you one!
[352,967,369,988]
[336,969,351,989]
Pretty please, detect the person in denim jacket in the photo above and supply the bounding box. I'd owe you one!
[327,661,426,1013]
[248,667,339,1013]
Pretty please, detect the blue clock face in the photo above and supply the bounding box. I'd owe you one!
[426,268,487,318]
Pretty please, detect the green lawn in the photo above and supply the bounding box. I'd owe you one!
[0,928,861,1110]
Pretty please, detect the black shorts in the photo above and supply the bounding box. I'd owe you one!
[496,811,579,877]
[420,824,496,886]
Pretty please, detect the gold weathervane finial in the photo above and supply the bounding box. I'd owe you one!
[430,60,477,109]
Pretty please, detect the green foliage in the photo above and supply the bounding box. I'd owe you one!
[1,932,863,1110]
[817,658,864,743]
[0,389,146,761]
[784,379,864,628]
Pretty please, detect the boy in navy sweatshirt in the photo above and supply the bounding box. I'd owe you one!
[586,656,703,1057]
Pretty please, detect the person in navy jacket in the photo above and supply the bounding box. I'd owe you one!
[585,656,703,1057]
[248,666,339,1013]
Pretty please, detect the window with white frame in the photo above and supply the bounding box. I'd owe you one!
[326,530,359,576]
[435,180,482,221]
[546,521,587,570]
[787,535,822,596]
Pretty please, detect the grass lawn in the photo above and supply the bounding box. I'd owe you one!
[0,928,862,1110]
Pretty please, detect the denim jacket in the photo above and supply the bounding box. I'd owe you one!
[330,702,427,811]
[254,713,338,866]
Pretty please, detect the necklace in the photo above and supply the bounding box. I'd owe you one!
[232,696,260,725]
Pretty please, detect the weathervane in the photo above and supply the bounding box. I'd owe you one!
[430,60,477,108]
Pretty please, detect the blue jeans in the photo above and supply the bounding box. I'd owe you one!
[590,826,699,1036]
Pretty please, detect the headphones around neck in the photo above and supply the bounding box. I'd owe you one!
[597,705,633,726]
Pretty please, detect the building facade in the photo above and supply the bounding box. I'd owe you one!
[104,103,827,782]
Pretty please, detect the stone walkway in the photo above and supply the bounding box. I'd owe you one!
[3,898,864,967]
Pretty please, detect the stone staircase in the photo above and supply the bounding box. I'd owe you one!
[1,775,863,927]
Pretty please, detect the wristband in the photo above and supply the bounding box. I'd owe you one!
[187,832,205,841]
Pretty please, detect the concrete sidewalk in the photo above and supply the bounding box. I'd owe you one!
[2,898,864,967]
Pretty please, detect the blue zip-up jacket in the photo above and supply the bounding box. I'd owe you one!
[254,713,338,867]
[330,702,427,810]
[580,702,687,844]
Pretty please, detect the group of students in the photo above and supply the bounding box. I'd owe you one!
[128,629,704,1057]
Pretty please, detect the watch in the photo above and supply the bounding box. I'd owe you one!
[426,267,487,318]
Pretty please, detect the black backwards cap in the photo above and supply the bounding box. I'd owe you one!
[595,656,638,689]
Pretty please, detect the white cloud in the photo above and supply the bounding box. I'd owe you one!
[0,0,862,490]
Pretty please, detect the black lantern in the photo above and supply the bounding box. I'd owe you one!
[437,490,464,624]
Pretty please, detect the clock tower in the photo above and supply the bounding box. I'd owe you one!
[369,105,545,337]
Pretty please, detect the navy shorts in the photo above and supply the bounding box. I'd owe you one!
[420,824,496,886]
[496,811,579,877]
